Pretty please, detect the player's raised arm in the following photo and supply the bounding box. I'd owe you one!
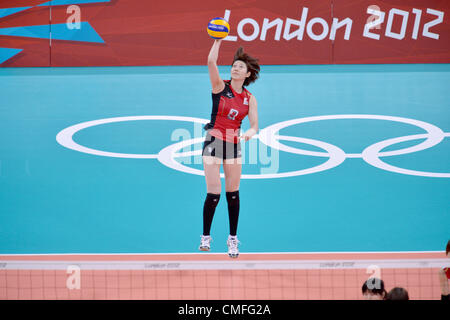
[207,40,225,94]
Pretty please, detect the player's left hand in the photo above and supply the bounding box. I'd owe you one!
[240,132,253,142]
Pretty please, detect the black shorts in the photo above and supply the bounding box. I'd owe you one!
[202,131,241,160]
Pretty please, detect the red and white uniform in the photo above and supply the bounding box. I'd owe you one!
[204,80,251,144]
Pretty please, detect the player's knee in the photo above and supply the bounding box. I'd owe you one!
[225,179,240,193]
[207,183,221,194]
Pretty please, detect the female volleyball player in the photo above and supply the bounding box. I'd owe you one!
[199,39,260,258]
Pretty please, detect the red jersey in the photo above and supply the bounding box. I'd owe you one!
[204,80,251,144]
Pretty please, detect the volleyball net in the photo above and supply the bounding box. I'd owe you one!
[0,252,447,300]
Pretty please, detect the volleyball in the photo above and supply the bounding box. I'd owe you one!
[207,17,230,39]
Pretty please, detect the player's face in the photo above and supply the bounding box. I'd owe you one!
[231,60,250,81]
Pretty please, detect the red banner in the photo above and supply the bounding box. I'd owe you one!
[0,0,50,67]
[0,0,449,67]
[333,0,450,64]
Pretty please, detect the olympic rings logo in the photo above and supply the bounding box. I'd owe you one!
[56,114,450,179]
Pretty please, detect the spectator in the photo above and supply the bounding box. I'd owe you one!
[438,240,450,301]
[362,278,387,300]
[386,287,409,300]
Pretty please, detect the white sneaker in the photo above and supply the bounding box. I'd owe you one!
[227,235,240,258]
[199,235,212,251]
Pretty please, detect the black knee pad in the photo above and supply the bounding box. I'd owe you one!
[226,190,239,206]
[205,193,221,208]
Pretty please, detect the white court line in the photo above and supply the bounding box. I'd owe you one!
[0,251,444,256]
[0,259,447,271]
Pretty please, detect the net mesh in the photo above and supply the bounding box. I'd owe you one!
[0,253,447,300]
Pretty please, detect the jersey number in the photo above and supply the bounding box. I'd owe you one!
[227,109,239,121]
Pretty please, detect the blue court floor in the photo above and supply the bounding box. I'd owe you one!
[0,64,449,254]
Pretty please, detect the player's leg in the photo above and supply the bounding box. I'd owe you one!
[223,143,242,258]
[223,158,241,234]
[200,133,223,251]
[200,156,221,251]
